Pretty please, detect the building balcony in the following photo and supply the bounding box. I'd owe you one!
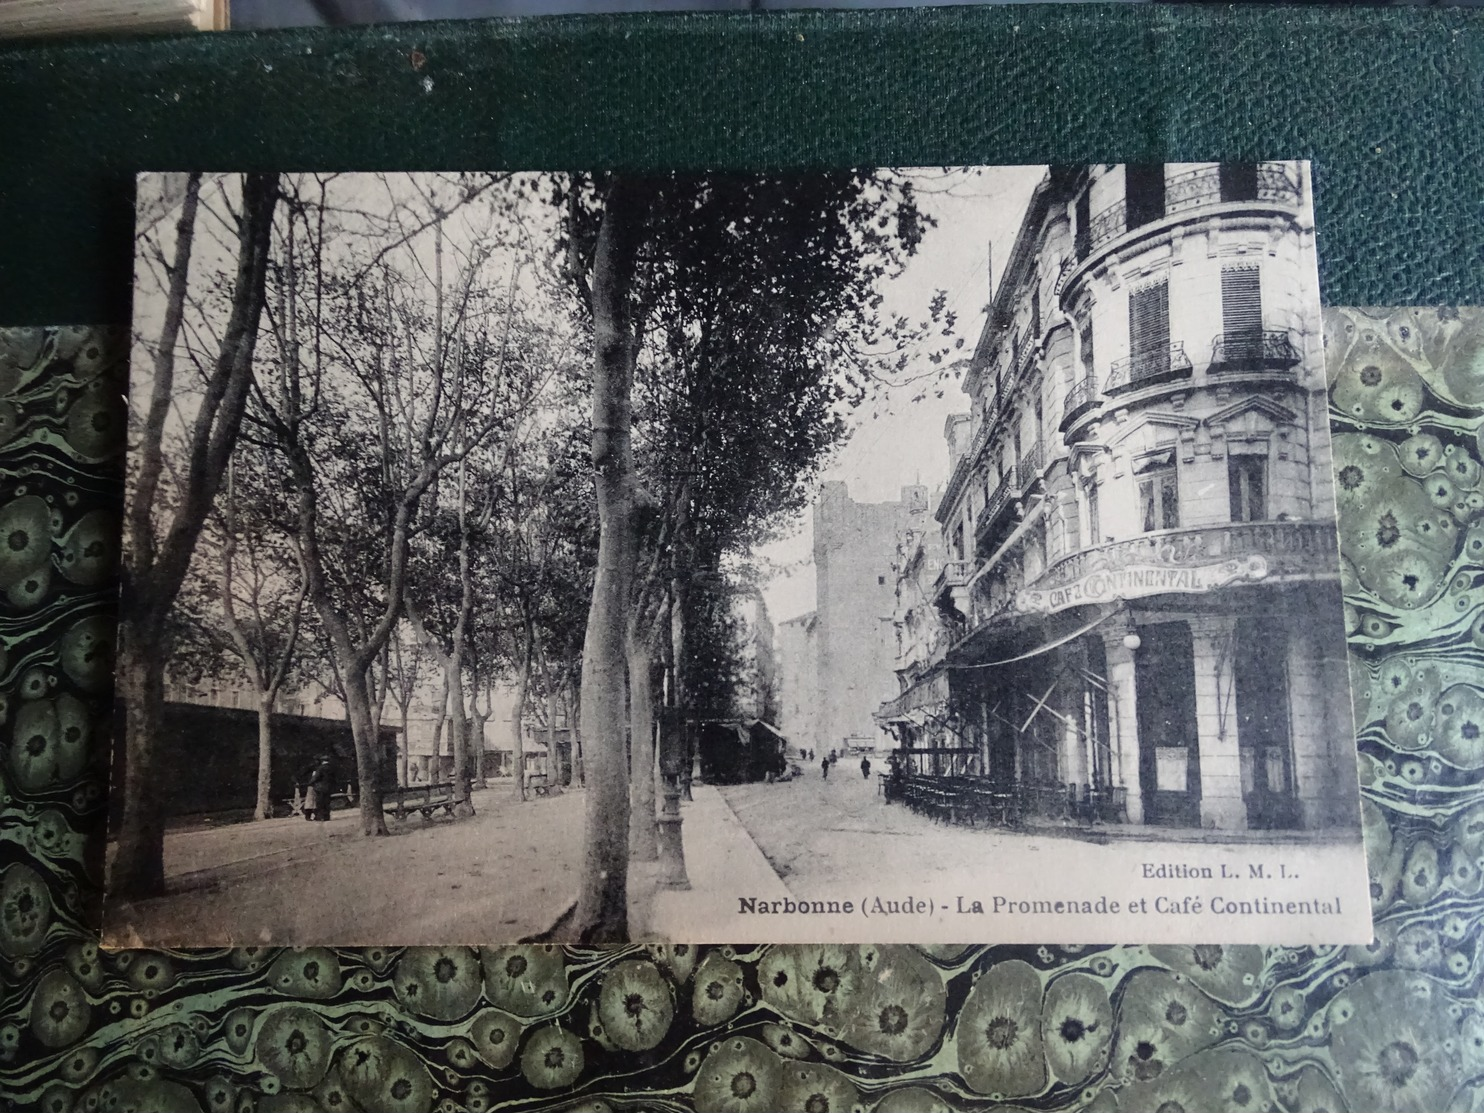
[1015,335,1037,381]
[933,558,971,601]
[974,468,1019,554]
[1104,342,1193,395]
[1207,329,1302,376]
[1059,375,1102,438]
[1018,441,1045,490]
[1075,163,1302,264]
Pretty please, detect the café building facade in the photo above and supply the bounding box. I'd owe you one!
[877,162,1357,833]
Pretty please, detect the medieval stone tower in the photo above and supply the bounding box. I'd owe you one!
[810,481,932,750]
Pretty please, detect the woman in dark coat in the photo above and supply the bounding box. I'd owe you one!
[305,755,334,821]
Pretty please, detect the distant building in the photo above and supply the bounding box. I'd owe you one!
[780,482,933,754]
[879,162,1356,834]
[775,611,817,751]
[732,589,780,724]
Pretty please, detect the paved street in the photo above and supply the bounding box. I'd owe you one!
[104,786,586,947]
[718,762,1369,944]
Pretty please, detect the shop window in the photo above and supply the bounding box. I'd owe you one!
[1136,450,1179,532]
[1229,452,1267,522]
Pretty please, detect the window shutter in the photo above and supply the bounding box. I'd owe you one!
[1128,281,1170,359]
[1222,266,1262,338]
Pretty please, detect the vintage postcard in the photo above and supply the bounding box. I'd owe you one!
[105,163,1371,946]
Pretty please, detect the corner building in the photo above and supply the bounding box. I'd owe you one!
[884,163,1357,834]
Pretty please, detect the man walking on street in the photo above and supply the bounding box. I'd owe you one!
[821,755,830,780]
[860,755,871,780]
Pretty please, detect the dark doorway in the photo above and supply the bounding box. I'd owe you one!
[1135,621,1201,826]
[1234,617,1299,829]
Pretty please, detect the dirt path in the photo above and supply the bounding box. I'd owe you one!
[104,786,585,947]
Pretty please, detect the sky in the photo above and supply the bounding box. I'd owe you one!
[758,165,1047,624]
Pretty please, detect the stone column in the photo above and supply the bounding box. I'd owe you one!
[1189,615,1247,831]
[1059,644,1090,790]
[1099,631,1143,823]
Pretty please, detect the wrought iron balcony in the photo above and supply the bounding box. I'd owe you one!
[1105,342,1193,395]
[1208,329,1302,375]
[1075,163,1302,263]
[1080,200,1126,260]
[1018,442,1045,489]
[1255,163,1302,205]
[1015,335,1037,380]
[1166,163,1302,214]
[1059,375,1102,434]
[974,468,1019,552]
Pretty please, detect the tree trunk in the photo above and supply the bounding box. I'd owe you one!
[398,701,411,787]
[111,623,168,898]
[512,614,532,802]
[446,654,473,815]
[112,172,280,900]
[571,177,650,943]
[343,667,389,836]
[627,632,658,861]
[430,670,448,779]
[546,660,564,786]
[255,690,275,820]
[472,701,488,789]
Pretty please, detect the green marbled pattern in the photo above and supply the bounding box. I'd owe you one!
[1,310,1481,1112]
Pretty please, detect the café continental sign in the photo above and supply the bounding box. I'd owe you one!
[877,162,1359,836]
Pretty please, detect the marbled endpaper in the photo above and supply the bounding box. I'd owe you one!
[1,310,1482,1111]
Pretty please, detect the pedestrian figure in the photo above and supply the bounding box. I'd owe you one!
[860,756,871,779]
[829,748,838,764]
[302,754,333,822]
[821,756,830,780]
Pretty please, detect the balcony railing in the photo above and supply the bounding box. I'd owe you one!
[1105,342,1193,394]
[1019,442,1045,489]
[933,559,971,604]
[1082,200,1126,259]
[1208,329,1302,374]
[1076,163,1302,262]
[1015,335,1037,380]
[1059,375,1102,433]
[975,468,1019,551]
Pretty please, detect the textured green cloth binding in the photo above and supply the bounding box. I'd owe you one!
[2,6,1484,321]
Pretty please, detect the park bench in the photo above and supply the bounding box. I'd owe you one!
[529,774,557,797]
[383,781,458,821]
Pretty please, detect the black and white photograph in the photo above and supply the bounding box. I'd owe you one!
[105,163,1372,947]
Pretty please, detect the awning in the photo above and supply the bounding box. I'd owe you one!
[945,604,1119,672]
[875,671,949,723]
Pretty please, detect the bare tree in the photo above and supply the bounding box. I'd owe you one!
[217,454,308,819]
[114,172,280,899]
